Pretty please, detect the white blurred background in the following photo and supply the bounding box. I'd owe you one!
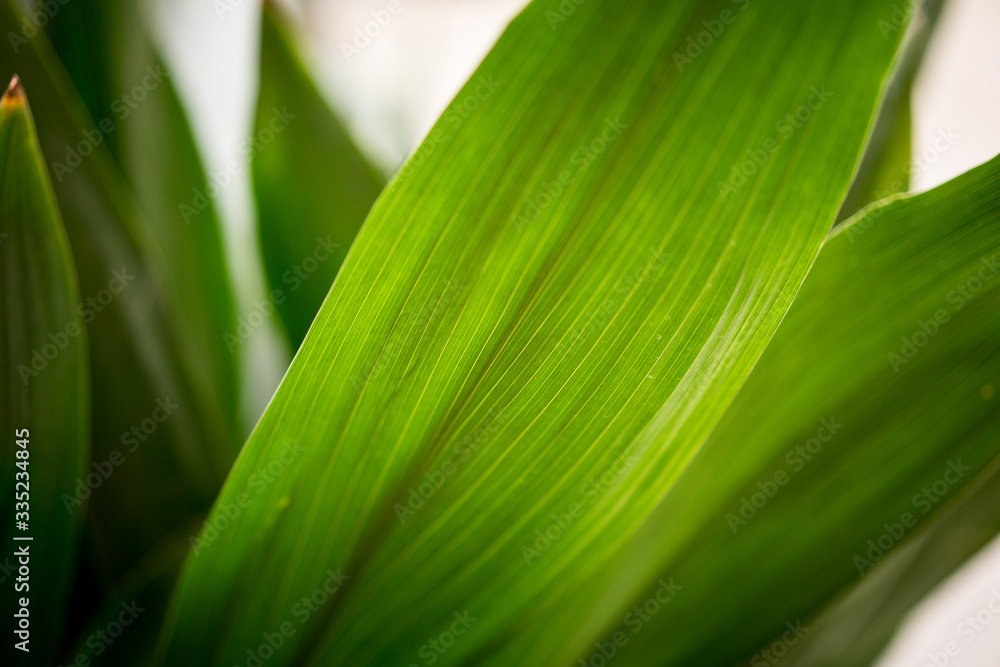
[150,0,1000,664]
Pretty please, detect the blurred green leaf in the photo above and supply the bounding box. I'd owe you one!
[59,523,195,667]
[594,153,1000,666]
[155,0,910,664]
[0,3,234,586]
[0,77,88,666]
[46,0,241,439]
[253,0,385,349]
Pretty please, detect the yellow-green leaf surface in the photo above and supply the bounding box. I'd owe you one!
[46,0,241,439]
[157,0,909,664]
[253,0,385,349]
[0,3,234,584]
[591,153,1000,666]
[0,78,88,666]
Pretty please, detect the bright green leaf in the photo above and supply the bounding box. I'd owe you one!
[156,0,912,664]
[592,152,1000,666]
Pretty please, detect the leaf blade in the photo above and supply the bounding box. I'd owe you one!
[593,152,1000,666]
[158,0,911,664]
[252,0,386,349]
[0,77,89,666]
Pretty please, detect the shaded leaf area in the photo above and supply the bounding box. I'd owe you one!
[253,0,386,349]
[157,0,907,665]
[45,0,240,440]
[774,451,1000,667]
[0,78,88,666]
[836,0,946,223]
[591,153,1000,666]
[58,525,195,667]
[0,2,233,586]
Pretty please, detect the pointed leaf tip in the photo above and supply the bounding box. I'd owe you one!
[2,75,24,105]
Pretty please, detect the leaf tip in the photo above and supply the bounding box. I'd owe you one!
[2,75,25,107]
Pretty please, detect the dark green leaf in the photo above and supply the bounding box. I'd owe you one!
[0,77,88,666]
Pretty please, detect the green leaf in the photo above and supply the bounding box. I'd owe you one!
[0,77,88,666]
[835,0,946,223]
[0,3,235,584]
[156,0,911,664]
[45,0,241,438]
[59,524,195,667]
[589,152,1000,666]
[774,452,1000,667]
[252,0,385,349]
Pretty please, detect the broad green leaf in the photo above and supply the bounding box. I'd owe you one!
[774,453,1000,667]
[156,0,911,664]
[45,0,241,439]
[585,152,1000,666]
[253,0,385,349]
[0,4,234,585]
[0,77,88,666]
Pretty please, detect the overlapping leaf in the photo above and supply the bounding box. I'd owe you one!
[0,2,234,585]
[252,0,385,349]
[156,0,912,664]
[46,0,240,438]
[0,78,88,666]
[834,0,945,222]
[584,153,1000,666]
[776,454,1000,667]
